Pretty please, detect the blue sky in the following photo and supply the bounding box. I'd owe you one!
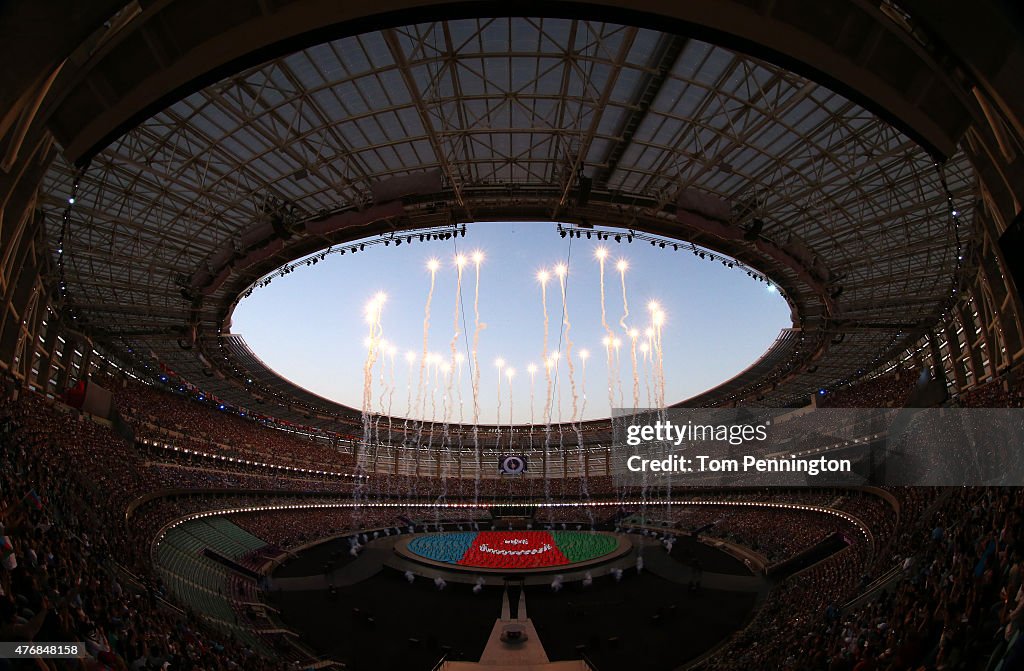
[231,222,790,423]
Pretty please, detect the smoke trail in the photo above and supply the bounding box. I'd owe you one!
[377,340,389,417]
[360,294,386,465]
[596,251,616,423]
[538,270,553,506]
[494,359,504,446]
[538,271,552,423]
[614,338,625,408]
[556,266,578,423]
[417,261,439,421]
[401,350,415,459]
[471,253,485,424]
[616,263,630,431]
[528,365,537,427]
[642,343,653,408]
[597,250,612,337]
[646,304,666,408]
[470,252,484,508]
[455,355,465,425]
[629,332,641,410]
[655,320,666,408]
[448,257,465,408]
[361,342,373,420]
[386,348,396,415]
[506,369,515,428]
[440,360,451,425]
[603,337,615,418]
[361,297,385,412]
[579,353,589,418]
[618,260,630,333]
[554,355,563,424]
[361,300,377,416]
[386,347,396,445]
[575,352,591,518]
[404,352,415,418]
[373,338,388,452]
[430,355,440,424]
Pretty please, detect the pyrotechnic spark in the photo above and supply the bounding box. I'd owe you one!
[641,341,653,408]
[538,269,552,425]
[493,356,505,440]
[579,349,590,418]
[495,358,505,427]
[441,359,453,424]
[429,351,441,423]
[610,337,624,407]
[649,308,667,408]
[454,352,465,424]
[360,291,387,453]
[554,263,578,422]
[602,335,615,416]
[385,344,397,420]
[504,368,515,425]
[617,259,630,333]
[527,363,537,426]
[404,351,415,419]
[417,259,440,421]
[362,297,385,365]
[629,328,640,410]
[447,253,465,419]
[471,251,485,425]
[594,250,617,428]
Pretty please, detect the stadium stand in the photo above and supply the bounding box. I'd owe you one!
[3,3,1024,669]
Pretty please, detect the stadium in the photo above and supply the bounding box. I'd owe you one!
[1,1,1024,670]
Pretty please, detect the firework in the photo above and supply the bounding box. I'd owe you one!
[417,260,440,420]
[554,263,578,422]
[471,251,485,425]
[537,269,552,425]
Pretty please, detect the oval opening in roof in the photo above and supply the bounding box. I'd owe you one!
[230,221,790,424]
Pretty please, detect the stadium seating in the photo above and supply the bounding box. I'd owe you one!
[3,374,1023,670]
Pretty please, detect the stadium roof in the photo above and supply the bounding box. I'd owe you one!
[41,16,976,425]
